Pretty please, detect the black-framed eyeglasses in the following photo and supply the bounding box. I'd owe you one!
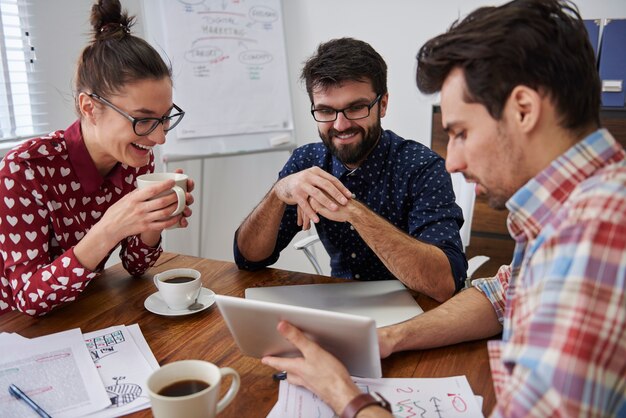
[310,94,382,123]
[87,93,185,136]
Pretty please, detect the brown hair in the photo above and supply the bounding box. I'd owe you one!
[75,0,171,111]
[300,37,387,101]
[416,0,600,132]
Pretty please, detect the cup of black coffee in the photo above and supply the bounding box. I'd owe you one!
[153,268,201,310]
[147,360,240,418]
[162,276,196,284]
[158,379,210,397]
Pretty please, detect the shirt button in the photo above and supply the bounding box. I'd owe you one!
[349,225,354,230]
[351,253,356,258]
[351,193,356,199]
[355,274,361,279]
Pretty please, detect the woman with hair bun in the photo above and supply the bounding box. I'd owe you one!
[0,0,193,316]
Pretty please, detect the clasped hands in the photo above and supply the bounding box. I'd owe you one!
[273,167,355,230]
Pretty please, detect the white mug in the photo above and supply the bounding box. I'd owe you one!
[136,172,188,228]
[147,360,240,418]
[153,268,201,311]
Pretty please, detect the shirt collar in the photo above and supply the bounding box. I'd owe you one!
[506,128,625,241]
[65,120,125,194]
[330,130,390,181]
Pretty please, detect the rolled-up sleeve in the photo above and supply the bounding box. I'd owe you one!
[472,264,511,324]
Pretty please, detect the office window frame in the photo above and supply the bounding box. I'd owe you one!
[0,0,43,142]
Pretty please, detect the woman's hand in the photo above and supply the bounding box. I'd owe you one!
[173,168,195,228]
[103,180,184,242]
[73,179,182,269]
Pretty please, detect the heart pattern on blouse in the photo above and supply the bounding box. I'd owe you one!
[1,132,160,316]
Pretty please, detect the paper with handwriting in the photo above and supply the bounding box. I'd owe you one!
[268,375,483,418]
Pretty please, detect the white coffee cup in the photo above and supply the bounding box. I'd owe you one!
[153,268,201,311]
[147,360,240,418]
[136,172,188,228]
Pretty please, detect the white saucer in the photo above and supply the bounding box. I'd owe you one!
[144,287,215,316]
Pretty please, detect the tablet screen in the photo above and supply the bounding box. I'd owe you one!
[215,295,382,378]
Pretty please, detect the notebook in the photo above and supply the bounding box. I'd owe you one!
[245,280,423,328]
[215,295,382,377]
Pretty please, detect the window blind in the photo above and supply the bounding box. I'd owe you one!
[0,0,46,142]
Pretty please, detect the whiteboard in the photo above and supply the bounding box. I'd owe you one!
[144,0,294,156]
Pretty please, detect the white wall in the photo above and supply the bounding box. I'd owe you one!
[283,0,626,153]
[27,0,144,132]
[20,0,626,274]
[24,0,626,138]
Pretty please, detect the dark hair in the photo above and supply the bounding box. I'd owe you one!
[300,37,387,101]
[75,0,171,112]
[416,0,600,131]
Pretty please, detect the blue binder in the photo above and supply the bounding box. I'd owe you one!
[599,19,626,107]
[584,19,601,60]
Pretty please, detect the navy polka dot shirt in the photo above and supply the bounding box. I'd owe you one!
[234,130,468,290]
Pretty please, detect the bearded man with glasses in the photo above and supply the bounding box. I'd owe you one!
[234,37,466,302]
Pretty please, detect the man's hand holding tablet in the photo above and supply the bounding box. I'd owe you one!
[214,295,382,378]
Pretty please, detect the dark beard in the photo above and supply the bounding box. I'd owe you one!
[320,119,382,166]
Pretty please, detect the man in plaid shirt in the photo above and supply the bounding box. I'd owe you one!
[261,0,626,417]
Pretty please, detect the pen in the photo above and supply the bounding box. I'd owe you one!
[272,371,287,381]
[8,384,52,418]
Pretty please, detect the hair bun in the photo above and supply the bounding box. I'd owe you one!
[91,0,134,40]
[99,22,130,34]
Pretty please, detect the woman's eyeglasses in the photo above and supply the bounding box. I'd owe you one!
[87,93,185,136]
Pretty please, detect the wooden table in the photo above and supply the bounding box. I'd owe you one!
[0,252,496,416]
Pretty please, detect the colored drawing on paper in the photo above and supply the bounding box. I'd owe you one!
[84,329,146,409]
[85,330,125,362]
[105,376,142,408]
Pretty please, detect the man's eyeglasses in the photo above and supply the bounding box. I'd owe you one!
[87,93,185,136]
[310,94,382,123]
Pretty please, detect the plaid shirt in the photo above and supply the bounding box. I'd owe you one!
[473,129,626,417]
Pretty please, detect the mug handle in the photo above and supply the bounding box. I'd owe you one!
[216,367,240,413]
[170,185,186,217]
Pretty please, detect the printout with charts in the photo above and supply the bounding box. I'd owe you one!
[83,324,159,417]
[0,324,158,418]
[267,375,484,418]
[0,328,111,418]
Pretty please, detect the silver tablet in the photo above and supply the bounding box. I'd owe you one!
[215,295,382,378]
[245,280,424,328]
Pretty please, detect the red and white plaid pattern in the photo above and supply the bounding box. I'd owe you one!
[473,129,626,417]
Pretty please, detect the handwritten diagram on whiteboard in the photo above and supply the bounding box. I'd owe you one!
[158,0,293,139]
